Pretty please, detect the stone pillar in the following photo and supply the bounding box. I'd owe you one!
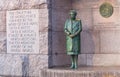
[0,0,50,76]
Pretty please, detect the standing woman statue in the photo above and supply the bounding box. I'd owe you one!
[64,10,82,69]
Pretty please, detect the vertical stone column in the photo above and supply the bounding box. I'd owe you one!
[0,0,50,76]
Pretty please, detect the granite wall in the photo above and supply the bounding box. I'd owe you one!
[0,0,49,76]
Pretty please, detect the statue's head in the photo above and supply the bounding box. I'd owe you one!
[69,10,77,20]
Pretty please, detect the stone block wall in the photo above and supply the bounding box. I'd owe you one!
[0,0,49,76]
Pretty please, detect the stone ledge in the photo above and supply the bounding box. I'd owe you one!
[93,26,120,31]
[41,67,120,77]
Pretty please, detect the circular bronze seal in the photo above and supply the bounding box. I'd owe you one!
[99,2,113,18]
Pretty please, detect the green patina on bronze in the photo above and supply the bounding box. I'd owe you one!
[99,2,113,18]
[64,10,82,69]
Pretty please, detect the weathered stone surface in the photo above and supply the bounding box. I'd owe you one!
[39,9,49,32]
[39,32,48,54]
[92,30,100,54]
[0,54,25,76]
[72,0,98,9]
[72,0,119,9]
[39,9,48,18]
[0,0,47,10]
[87,54,120,66]
[76,8,93,30]
[52,9,69,31]
[100,30,120,54]
[0,54,49,77]
[52,0,71,9]
[52,31,66,54]
[0,32,6,53]
[52,54,70,66]
[0,11,6,32]
[29,55,48,77]
[78,54,87,66]
[42,67,120,77]
[81,31,95,54]
[52,54,87,66]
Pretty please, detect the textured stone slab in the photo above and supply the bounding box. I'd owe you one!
[76,9,93,30]
[100,30,120,54]
[52,31,66,54]
[0,54,49,77]
[0,32,6,53]
[87,54,120,66]
[39,9,48,32]
[72,0,118,10]
[52,0,71,9]
[52,9,69,31]
[72,0,99,10]
[39,9,48,18]
[39,32,48,54]
[92,30,100,54]
[41,67,120,77]
[0,54,25,76]
[29,55,48,77]
[52,54,87,66]
[52,54,70,66]
[0,11,6,32]
[81,31,95,54]
[0,0,47,10]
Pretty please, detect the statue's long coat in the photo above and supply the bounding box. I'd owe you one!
[64,19,82,55]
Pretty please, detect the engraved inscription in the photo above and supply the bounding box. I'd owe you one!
[7,9,39,54]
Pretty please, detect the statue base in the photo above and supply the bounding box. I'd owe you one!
[41,66,120,77]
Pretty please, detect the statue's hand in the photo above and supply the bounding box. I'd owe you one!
[68,32,71,35]
[69,34,74,38]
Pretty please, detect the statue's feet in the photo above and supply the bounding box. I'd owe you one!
[70,64,78,69]
[74,65,77,69]
[70,64,74,69]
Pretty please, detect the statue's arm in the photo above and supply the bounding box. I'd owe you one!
[76,20,82,34]
[64,20,71,35]
[70,20,82,37]
[65,29,71,35]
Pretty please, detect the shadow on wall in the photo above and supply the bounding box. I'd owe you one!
[81,30,95,54]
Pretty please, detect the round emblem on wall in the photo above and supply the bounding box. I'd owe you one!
[99,2,113,18]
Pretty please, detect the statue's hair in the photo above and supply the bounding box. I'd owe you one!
[69,10,77,15]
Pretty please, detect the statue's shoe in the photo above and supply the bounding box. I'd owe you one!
[70,64,74,69]
[74,65,77,69]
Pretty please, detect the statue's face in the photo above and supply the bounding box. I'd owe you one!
[70,12,76,19]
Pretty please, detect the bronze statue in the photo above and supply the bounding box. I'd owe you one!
[64,10,82,69]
